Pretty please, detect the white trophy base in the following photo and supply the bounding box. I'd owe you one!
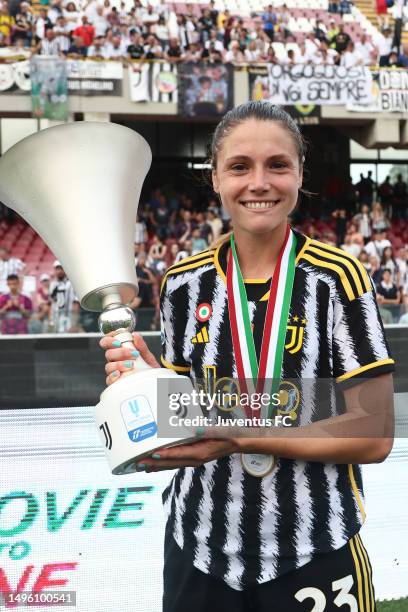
[95,367,199,475]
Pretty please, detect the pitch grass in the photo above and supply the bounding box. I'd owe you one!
[377,599,408,611]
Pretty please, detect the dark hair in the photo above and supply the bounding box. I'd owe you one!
[209,101,307,171]
[7,274,18,281]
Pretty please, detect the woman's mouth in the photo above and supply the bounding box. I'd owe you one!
[240,200,281,210]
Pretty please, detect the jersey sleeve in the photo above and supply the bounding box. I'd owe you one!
[160,276,191,374]
[332,274,395,387]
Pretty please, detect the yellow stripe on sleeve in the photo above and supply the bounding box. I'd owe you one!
[311,241,372,293]
[356,535,374,612]
[160,355,190,372]
[336,359,395,383]
[355,535,371,612]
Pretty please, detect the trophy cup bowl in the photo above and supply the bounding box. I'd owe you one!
[0,122,200,474]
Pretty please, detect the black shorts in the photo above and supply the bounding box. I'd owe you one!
[163,528,376,612]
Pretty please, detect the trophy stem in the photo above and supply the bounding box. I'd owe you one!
[98,296,151,373]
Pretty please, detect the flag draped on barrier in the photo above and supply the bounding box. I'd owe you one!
[30,56,68,120]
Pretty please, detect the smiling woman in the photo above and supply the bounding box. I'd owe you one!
[101,101,395,612]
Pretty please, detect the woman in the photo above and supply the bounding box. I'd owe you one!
[380,245,399,286]
[353,203,372,244]
[370,201,389,233]
[101,103,395,611]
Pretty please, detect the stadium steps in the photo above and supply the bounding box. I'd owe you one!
[353,0,408,45]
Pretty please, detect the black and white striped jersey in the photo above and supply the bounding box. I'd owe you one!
[159,228,395,591]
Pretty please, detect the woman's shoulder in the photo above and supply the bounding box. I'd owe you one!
[160,246,217,294]
[297,233,372,302]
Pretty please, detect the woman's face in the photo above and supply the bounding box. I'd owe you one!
[212,119,302,237]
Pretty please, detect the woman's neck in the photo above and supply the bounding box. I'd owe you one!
[231,223,288,279]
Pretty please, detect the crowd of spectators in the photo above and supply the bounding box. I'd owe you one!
[0,172,408,333]
[0,0,407,68]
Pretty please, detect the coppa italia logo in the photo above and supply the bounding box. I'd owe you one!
[0,486,154,607]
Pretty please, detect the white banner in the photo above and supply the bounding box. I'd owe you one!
[66,60,123,96]
[255,64,374,106]
[128,61,178,103]
[347,69,408,113]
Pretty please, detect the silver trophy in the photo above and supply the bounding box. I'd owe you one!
[0,122,197,474]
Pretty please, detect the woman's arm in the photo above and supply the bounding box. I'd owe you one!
[223,373,394,464]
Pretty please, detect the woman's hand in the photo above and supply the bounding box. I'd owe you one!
[99,332,160,386]
[137,437,240,472]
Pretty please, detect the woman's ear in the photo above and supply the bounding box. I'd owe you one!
[212,169,219,194]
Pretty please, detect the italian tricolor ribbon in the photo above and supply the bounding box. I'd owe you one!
[227,225,297,419]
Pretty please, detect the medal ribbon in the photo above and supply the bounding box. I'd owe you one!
[227,225,297,419]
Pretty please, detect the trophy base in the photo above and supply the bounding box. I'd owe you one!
[95,367,199,475]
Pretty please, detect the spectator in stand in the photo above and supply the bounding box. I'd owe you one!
[73,15,95,47]
[105,34,126,58]
[393,174,407,220]
[314,20,328,43]
[49,261,76,333]
[355,33,376,66]
[341,231,361,258]
[304,31,320,58]
[12,3,33,47]
[332,207,347,246]
[369,254,382,286]
[331,22,351,54]
[224,39,245,63]
[92,5,109,37]
[34,26,62,55]
[66,35,87,57]
[127,30,145,59]
[340,40,364,67]
[0,273,32,335]
[153,15,170,48]
[398,295,408,324]
[141,4,159,34]
[396,247,408,289]
[327,19,339,45]
[174,238,193,263]
[295,41,313,64]
[365,228,391,260]
[206,209,223,241]
[314,40,339,64]
[165,37,184,62]
[35,8,52,41]
[381,246,400,286]
[376,268,400,309]
[398,44,408,67]
[133,252,156,308]
[371,201,389,232]
[262,4,277,41]
[0,246,25,280]
[244,39,261,63]
[148,236,167,275]
[30,273,52,333]
[356,171,375,206]
[150,195,170,240]
[88,35,108,59]
[0,3,14,45]
[347,221,364,249]
[281,48,296,66]
[185,41,203,62]
[377,175,393,216]
[377,27,394,66]
[63,2,80,33]
[358,249,371,273]
[353,203,372,244]
[48,0,64,25]
[276,5,292,40]
[191,227,208,254]
[143,34,163,59]
[53,15,71,54]
[134,213,148,246]
[385,50,403,67]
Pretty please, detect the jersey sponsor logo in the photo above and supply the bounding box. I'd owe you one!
[195,302,212,322]
[285,315,306,354]
[191,325,209,344]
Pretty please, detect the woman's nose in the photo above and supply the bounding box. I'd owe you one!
[248,168,270,192]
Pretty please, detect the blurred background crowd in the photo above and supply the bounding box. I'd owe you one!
[0,0,407,68]
[0,168,407,334]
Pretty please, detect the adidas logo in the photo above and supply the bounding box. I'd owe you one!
[191,326,209,344]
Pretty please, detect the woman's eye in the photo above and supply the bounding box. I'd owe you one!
[230,164,247,172]
[270,162,287,169]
